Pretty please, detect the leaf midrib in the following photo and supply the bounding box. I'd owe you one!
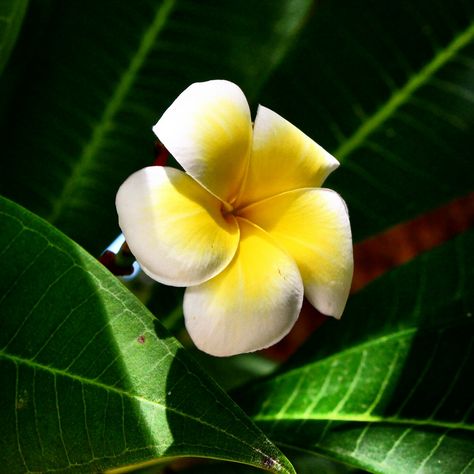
[249,320,474,432]
[254,412,474,432]
[45,0,177,224]
[334,21,474,161]
[1,349,269,462]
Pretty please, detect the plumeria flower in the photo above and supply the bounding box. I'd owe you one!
[116,80,353,357]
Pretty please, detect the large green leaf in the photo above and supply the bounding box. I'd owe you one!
[259,0,474,241]
[0,0,312,255]
[0,0,28,75]
[238,231,474,473]
[0,196,295,474]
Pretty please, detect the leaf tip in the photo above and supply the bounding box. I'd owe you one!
[260,454,296,474]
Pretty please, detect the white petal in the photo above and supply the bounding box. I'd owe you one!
[241,188,353,318]
[116,166,239,286]
[154,80,252,202]
[184,219,304,356]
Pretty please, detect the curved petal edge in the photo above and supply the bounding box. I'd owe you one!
[238,105,339,206]
[241,188,353,319]
[183,219,304,356]
[116,166,239,287]
[153,80,252,203]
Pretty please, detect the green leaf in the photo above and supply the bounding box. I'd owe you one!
[0,0,312,255]
[259,0,474,241]
[238,230,474,473]
[0,196,295,474]
[0,0,28,76]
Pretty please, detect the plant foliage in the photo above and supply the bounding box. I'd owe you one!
[0,0,473,472]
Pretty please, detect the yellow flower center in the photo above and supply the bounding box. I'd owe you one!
[220,201,237,224]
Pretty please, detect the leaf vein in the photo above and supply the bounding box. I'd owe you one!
[45,0,178,224]
[334,21,474,160]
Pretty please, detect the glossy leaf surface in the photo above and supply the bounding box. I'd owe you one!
[239,231,474,473]
[0,196,294,474]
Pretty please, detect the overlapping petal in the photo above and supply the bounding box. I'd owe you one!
[183,219,304,356]
[241,189,353,318]
[153,80,252,203]
[116,166,239,287]
[117,79,354,356]
[237,105,339,207]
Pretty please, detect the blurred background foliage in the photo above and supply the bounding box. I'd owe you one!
[0,0,473,473]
